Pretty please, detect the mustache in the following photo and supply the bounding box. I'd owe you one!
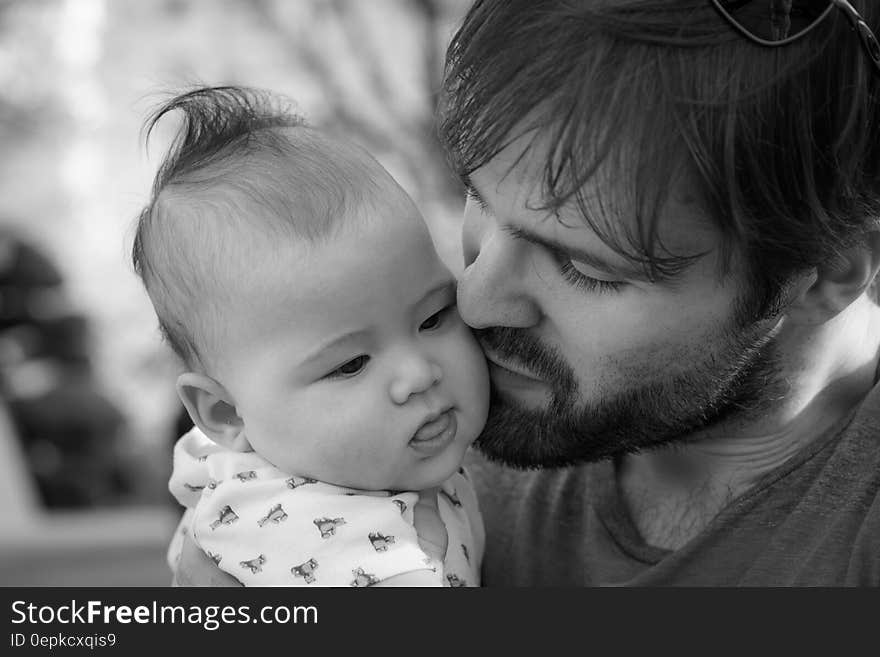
[474,326,571,384]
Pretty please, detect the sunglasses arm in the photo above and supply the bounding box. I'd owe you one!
[833,0,880,74]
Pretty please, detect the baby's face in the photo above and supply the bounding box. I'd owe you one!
[214,189,490,490]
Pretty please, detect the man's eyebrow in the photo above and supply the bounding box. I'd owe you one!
[506,225,653,283]
[300,329,372,368]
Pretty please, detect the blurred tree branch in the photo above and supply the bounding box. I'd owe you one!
[245,0,464,208]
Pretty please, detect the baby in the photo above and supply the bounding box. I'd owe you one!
[133,86,490,586]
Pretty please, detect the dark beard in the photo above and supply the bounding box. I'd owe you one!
[473,320,784,470]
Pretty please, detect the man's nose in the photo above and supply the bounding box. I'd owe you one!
[389,352,443,405]
[458,214,541,330]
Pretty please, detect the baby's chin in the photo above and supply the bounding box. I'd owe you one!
[302,461,464,493]
[389,435,476,491]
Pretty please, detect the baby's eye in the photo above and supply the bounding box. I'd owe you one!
[327,355,370,379]
[420,305,454,331]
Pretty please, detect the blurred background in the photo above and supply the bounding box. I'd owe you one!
[0,0,469,585]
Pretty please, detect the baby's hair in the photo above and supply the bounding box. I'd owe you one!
[133,86,382,369]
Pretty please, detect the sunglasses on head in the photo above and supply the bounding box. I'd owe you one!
[711,0,880,74]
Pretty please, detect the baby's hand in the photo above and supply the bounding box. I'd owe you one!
[412,487,448,562]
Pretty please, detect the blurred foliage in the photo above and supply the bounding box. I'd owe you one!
[0,228,139,508]
[241,0,465,205]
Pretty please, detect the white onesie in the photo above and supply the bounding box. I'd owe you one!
[168,428,483,587]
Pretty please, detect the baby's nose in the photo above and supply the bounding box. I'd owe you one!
[389,357,442,405]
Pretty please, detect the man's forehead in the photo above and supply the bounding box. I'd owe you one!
[473,132,721,260]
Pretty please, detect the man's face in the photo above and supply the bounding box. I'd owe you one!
[457,137,783,468]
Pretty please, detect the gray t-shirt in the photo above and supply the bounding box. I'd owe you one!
[467,382,880,586]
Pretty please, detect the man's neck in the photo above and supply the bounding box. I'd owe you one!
[618,297,880,551]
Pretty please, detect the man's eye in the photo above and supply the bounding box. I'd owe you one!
[559,259,623,294]
[327,355,370,379]
[465,186,490,212]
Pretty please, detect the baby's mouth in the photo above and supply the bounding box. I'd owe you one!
[411,410,453,443]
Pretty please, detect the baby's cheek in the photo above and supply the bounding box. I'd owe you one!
[463,330,491,395]
[316,415,385,464]
[444,333,491,434]
[307,385,406,486]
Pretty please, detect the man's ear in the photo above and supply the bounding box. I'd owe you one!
[176,373,251,452]
[785,231,880,326]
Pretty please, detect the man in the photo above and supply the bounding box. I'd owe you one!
[178,0,880,585]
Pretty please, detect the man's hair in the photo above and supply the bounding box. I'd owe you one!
[440,0,880,313]
[133,86,379,368]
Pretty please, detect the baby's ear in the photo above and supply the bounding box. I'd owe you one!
[176,373,251,452]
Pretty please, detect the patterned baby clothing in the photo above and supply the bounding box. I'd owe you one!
[168,428,483,587]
